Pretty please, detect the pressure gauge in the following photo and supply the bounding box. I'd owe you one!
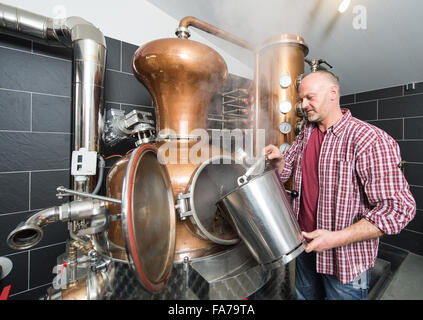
[278,101,292,114]
[296,74,304,88]
[279,122,292,134]
[296,102,305,117]
[279,74,292,88]
[279,143,290,153]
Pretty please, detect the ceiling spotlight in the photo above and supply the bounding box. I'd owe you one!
[338,0,351,13]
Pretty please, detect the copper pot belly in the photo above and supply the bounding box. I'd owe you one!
[132,37,228,135]
[129,37,230,262]
[106,143,231,263]
[106,155,130,249]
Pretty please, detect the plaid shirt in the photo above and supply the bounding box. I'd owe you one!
[280,108,416,284]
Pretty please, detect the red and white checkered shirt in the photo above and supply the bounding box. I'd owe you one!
[280,108,416,284]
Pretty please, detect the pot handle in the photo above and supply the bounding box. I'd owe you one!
[285,189,299,198]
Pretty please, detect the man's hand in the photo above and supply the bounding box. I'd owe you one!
[302,230,340,253]
[263,145,285,174]
[302,219,383,253]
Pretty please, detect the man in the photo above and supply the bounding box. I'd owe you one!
[265,70,416,300]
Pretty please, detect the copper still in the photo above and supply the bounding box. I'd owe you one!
[105,31,309,274]
[106,37,235,263]
[255,34,309,153]
[5,4,312,299]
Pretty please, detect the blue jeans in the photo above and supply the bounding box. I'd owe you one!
[295,252,370,300]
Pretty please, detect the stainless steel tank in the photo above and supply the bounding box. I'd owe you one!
[217,169,305,268]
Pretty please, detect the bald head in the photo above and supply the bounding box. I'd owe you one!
[298,70,342,127]
[299,70,340,103]
[302,70,339,89]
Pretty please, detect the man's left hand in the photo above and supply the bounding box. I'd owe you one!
[301,229,340,253]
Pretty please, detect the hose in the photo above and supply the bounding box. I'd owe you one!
[92,155,105,195]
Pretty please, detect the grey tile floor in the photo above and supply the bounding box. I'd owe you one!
[379,253,423,300]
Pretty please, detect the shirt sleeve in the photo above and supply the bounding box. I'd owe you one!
[279,130,304,184]
[355,136,416,235]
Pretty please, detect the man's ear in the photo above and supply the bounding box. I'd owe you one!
[330,85,339,101]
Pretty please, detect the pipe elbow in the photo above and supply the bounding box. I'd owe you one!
[7,207,60,250]
[47,16,106,48]
[64,16,107,47]
[178,16,196,29]
[0,4,106,49]
[176,17,194,39]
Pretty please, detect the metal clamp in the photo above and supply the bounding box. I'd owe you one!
[132,123,156,147]
[175,192,193,220]
[237,175,248,186]
[237,155,267,186]
[104,108,156,147]
[89,250,111,273]
[175,26,191,39]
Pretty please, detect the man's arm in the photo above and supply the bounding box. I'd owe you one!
[303,135,416,253]
[302,218,383,253]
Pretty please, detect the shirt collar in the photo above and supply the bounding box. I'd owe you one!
[330,108,352,137]
[307,108,351,138]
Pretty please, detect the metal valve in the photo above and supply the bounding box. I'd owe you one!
[89,250,110,273]
[104,108,155,147]
[305,58,333,72]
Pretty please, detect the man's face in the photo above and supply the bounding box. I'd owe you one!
[298,74,332,123]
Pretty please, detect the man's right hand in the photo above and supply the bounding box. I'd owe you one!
[263,144,286,174]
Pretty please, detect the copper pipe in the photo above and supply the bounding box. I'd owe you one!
[253,52,261,155]
[177,16,256,52]
[176,16,270,154]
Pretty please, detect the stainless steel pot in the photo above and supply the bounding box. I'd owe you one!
[217,169,304,268]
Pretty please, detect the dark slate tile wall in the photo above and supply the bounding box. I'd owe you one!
[0,35,154,300]
[341,82,423,256]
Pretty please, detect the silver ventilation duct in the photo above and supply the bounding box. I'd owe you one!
[0,2,107,193]
[1,3,108,255]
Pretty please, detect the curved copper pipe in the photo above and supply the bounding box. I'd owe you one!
[177,16,256,52]
[177,16,260,152]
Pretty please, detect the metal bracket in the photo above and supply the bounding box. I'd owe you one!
[305,58,333,72]
[405,83,416,91]
[89,250,111,273]
[175,193,193,220]
[56,186,121,204]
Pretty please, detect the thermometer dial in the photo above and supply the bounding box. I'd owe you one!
[278,101,292,114]
[279,122,292,134]
[279,74,292,88]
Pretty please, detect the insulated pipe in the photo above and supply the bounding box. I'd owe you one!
[0,3,107,193]
[1,3,108,254]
